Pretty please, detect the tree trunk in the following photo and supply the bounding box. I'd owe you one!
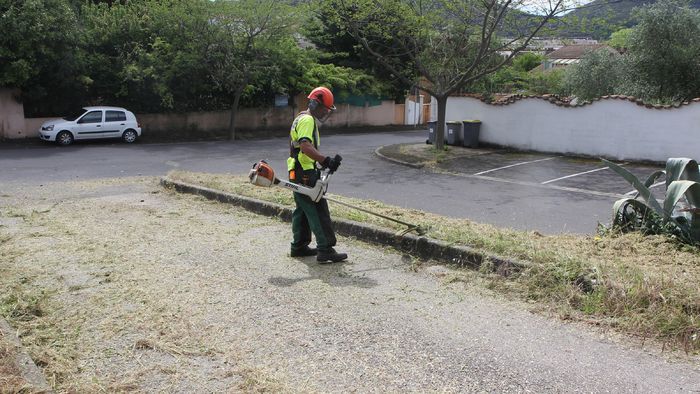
[435,94,447,151]
[228,88,244,140]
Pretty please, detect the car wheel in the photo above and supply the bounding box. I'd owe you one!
[122,129,137,143]
[56,131,74,146]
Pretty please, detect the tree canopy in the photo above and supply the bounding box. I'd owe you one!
[6,0,698,129]
[622,0,700,102]
[316,0,584,149]
[565,0,700,103]
[1,0,87,114]
[2,0,392,120]
[563,48,622,101]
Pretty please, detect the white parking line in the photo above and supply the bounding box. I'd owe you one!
[473,157,558,176]
[541,167,610,185]
[624,181,665,196]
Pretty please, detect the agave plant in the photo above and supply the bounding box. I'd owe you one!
[603,158,700,244]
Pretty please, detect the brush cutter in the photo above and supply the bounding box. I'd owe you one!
[249,160,330,202]
[248,160,427,236]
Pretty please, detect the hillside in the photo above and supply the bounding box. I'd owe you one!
[555,0,700,38]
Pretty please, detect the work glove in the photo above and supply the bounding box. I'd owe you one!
[321,154,343,173]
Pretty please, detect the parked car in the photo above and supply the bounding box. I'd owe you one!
[39,106,142,146]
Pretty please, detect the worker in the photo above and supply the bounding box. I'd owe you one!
[287,87,347,263]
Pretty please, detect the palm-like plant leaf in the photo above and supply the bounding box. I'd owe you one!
[643,170,665,188]
[664,180,700,215]
[666,158,700,184]
[612,197,652,230]
[603,159,665,218]
[666,158,700,209]
[606,157,700,244]
[666,180,700,241]
[628,170,666,199]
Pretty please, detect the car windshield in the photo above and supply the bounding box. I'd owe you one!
[63,108,87,121]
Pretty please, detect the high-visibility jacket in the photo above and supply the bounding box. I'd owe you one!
[287,112,320,172]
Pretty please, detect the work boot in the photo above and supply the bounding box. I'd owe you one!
[317,248,348,264]
[290,246,317,257]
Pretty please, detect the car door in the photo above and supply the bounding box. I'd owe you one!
[105,110,127,138]
[73,110,105,139]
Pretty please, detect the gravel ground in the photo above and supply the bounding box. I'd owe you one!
[1,177,699,392]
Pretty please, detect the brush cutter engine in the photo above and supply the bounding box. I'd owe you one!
[249,160,276,187]
[249,160,330,202]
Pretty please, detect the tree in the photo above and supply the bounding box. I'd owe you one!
[303,1,413,100]
[1,0,87,115]
[316,0,583,150]
[606,27,633,50]
[525,69,567,96]
[474,52,544,94]
[558,1,700,104]
[512,52,544,73]
[620,0,700,102]
[564,47,622,101]
[206,0,300,140]
[296,62,391,98]
[80,0,218,113]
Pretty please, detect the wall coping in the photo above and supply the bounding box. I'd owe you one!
[455,93,700,110]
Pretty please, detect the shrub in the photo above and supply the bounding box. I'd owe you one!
[605,158,700,245]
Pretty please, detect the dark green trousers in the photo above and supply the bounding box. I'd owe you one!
[291,190,336,253]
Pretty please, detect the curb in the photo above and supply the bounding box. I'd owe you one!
[0,317,53,393]
[160,178,526,275]
[374,146,425,168]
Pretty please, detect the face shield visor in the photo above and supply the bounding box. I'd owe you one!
[309,99,335,123]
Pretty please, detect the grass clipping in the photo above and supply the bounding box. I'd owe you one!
[0,335,29,393]
[168,170,700,353]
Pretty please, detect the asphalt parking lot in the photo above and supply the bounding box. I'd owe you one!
[435,150,666,201]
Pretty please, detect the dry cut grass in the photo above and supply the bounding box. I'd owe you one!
[167,170,700,353]
[0,336,30,393]
[0,177,303,392]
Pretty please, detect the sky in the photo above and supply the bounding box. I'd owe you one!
[518,0,596,15]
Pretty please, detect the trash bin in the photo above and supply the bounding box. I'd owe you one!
[462,120,481,148]
[446,121,462,146]
[426,121,438,144]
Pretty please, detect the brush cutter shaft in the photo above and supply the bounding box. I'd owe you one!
[249,160,424,234]
[324,196,417,229]
[276,175,330,203]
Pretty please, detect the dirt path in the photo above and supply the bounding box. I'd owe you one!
[1,178,699,392]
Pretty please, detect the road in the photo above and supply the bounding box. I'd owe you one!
[1,130,637,234]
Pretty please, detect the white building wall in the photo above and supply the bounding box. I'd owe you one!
[445,96,700,162]
[405,96,423,126]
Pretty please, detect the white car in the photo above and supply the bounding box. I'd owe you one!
[39,106,142,146]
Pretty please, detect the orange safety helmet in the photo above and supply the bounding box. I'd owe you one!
[307,87,336,111]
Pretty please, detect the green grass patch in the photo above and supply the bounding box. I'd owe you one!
[398,144,451,164]
[167,170,700,353]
